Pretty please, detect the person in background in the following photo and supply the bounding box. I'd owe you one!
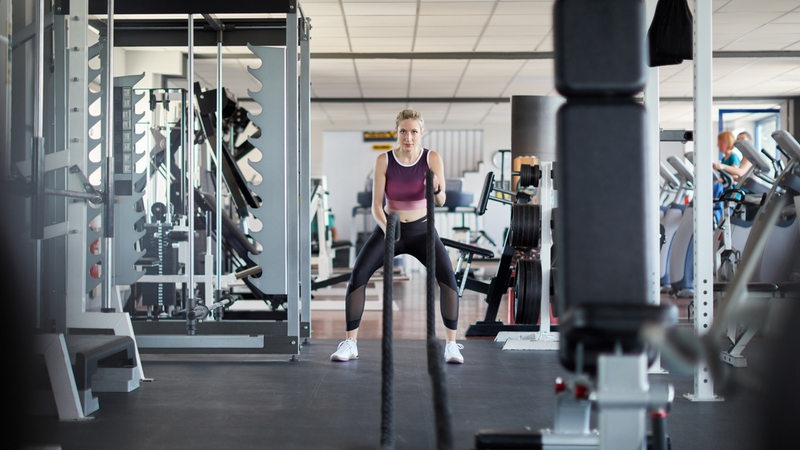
[330,108,465,364]
[712,130,741,224]
[712,130,752,181]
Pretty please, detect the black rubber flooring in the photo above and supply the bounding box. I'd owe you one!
[25,338,765,450]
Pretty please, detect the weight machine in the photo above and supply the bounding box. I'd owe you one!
[441,162,557,343]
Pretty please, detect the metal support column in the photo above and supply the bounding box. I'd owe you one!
[186,13,197,335]
[299,18,311,340]
[1,0,10,178]
[31,0,46,324]
[101,0,115,312]
[645,0,667,375]
[686,0,720,402]
[285,10,300,347]
[215,32,223,302]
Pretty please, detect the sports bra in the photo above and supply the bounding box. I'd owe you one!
[384,148,430,211]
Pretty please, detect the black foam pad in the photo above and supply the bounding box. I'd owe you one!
[554,0,646,96]
[555,100,650,310]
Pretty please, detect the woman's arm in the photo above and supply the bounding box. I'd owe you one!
[713,157,751,180]
[428,150,447,207]
[372,153,388,233]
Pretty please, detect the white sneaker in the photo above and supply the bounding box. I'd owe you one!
[330,339,359,362]
[444,341,464,364]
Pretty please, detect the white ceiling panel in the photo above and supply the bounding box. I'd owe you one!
[773,12,800,23]
[355,59,410,74]
[360,84,408,97]
[350,37,413,52]
[483,25,551,37]
[494,1,554,15]
[533,34,553,51]
[723,35,800,50]
[309,38,351,52]
[346,15,416,27]
[417,15,488,27]
[713,12,784,28]
[342,2,417,16]
[410,59,470,72]
[310,26,349,39]
[409,83,459,97]
[300,2,343,16]
[716,0,800,13]
[305,15,346,27]
[416,26,482,37]
[419,1,496,16]
[489,14,552,27]
[413,36,479,52]
[348,26,414,38]
[311,83,363,97]
[474,37,530,51]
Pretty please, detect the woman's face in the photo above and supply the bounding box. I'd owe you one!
[397,118,423,151]
[717,136,729,153]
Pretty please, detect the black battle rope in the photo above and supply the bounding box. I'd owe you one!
[381,213,399,450]
[426,169,454,450]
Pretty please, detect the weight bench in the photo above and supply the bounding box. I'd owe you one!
[65,334,140,416]
[475,2,678,447]
[441,237,494,297]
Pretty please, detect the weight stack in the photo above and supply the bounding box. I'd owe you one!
[553,0,652,313]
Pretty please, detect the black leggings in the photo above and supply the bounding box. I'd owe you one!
[345,217,460,331]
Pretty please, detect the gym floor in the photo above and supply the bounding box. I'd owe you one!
[25,265,767,450]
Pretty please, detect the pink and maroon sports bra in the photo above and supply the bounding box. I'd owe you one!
[384,148,430,211]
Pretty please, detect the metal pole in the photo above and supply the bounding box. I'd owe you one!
[186,13,196,334]
[285,10,300,345]
[33,0,45,327]
[686,0,719,402]
[215,33,222,301]
[2,0,11,178]
[645,0,666,375]
[101,0,115,312]
[299,20,312,340]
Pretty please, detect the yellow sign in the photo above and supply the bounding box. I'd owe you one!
[363,130,397,142]
[372,144,393,151]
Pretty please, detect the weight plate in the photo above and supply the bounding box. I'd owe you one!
[514,259,542,324]
[510,204,541,249]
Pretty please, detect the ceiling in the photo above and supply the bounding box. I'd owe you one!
[169,0,800,128]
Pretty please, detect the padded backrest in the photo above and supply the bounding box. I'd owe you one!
[667,155,694,184]
[660,162,680,187]
[476,172,495,216]
[734,139,771,172]
[556,100,650,308]
[554,0,646,96]
[773,130,800,161]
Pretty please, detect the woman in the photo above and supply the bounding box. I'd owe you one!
[712,130,748,224]
[330,109,464,364]
[712,130,751,181]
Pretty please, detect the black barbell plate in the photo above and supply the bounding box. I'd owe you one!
[514,259,542,324]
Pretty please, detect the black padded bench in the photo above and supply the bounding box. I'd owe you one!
[441,237,495,259]
[65,335,139,416]
[442,237,495,297]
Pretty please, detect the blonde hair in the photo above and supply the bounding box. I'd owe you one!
[717,131,735,151]
[395,109,424,130]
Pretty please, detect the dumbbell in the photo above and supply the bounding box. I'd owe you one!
[513,164,542,188]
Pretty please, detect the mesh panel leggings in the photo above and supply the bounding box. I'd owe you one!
[345,218,459,331]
